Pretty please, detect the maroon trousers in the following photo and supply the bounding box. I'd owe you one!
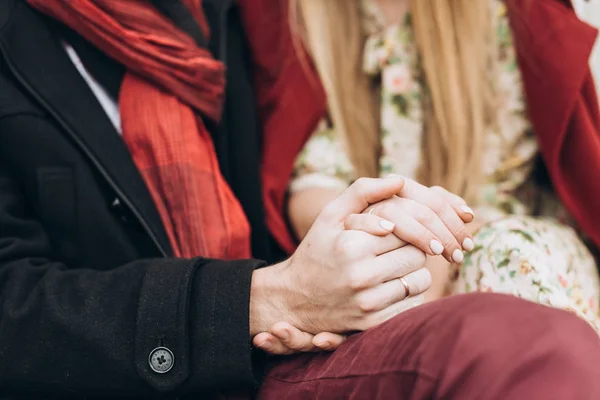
[255,293,600,399]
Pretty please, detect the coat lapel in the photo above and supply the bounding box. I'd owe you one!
[507,0,599,160]
[0,1,173,256]
[507,0,600,248]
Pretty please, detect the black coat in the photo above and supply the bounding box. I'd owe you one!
[0,0,278,397]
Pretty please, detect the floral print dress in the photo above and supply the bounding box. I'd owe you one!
[291,0,600,329]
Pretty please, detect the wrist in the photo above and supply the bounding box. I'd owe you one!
[249,260,293,337]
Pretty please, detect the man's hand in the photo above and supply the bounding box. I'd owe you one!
[250,176,431,338]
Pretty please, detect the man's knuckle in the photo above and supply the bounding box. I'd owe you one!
[347,270,370,291]
[356,297,377,313]
[334,234,355,254]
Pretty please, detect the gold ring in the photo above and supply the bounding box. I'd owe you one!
[399,277,411,299]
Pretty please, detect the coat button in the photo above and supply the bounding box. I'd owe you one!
[111,197,132,224]
[148,347,174,374]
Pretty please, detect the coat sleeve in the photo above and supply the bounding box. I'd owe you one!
[0,165,266,396]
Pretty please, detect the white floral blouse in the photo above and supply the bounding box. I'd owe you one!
[291,0,600,330]
[292,0,541,218]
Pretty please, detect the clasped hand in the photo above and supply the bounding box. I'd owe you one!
[251,175,474,355]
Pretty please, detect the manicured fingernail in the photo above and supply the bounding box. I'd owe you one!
[430,239,444,255]
[462,238,475,252]
[379,220,395,232]
[452,249,464,263]
[460,205,475,217]
[385,173,400,178]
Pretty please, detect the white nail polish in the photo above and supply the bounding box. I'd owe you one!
[430,240,444,255]
[452,249,464,263]
[385,173,400,178]
[460,205,475,217]
[379,220,395,232]
[462,238,475,252]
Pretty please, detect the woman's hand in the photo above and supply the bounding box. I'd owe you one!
[255,297,426,355]
[358,178,475,264]
[253,322,347,355]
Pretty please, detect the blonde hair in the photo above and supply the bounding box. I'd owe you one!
[291,0,498,200]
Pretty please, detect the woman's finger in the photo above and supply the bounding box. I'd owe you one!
[253,332,296,355]
[344,213,396,236]
[313,332,348,351]
[270,322,319,353]
[270,322,348,353]
[429,185,475,223]
[397,179,473,252]
[367,204,446,258]
[396,197,466,263]
[255,325,346,354]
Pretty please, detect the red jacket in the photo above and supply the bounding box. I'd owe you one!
[238,0,600,254]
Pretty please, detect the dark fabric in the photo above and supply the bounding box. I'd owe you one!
[187,259,268,393]
[257,294,600,399]
[237,0,327,254]
[58,0,281,262]
[28,0,224,121]
[0,0,266,396]
[27,0,255,260]
[203,0,281,261]
[151,0,208,47]
[57,23,125,100]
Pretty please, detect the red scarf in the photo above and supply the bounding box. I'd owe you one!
[28,0,251,259]
[30,0,600,258]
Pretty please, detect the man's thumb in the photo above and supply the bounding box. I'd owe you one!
[319,175,405,221]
